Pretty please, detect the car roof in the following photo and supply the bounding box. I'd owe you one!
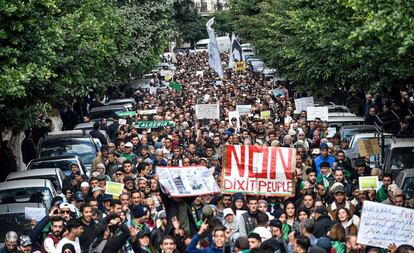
[328,116,364,122]
[0,203,45,214]
[6,169,61,181]
[46,130,87,139]
[340,125,376,130]
[89,105,126,112]
[30,155,80,162]
[107,98,135,104]
[389,138,414,148]
[352,133,393,138]
[0,179,54,190]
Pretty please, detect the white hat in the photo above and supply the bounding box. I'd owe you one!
[59,202,77,213]
[125,142,134,148]
[312,148,320,155]
[326,133,335,138]
[80,182,89,188]
[223,208,234,218]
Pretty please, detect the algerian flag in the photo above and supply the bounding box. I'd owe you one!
[170,82,182,91]
[206,17,224,79]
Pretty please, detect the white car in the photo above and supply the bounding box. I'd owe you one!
[6,168,66,194]
[0,179,58,208]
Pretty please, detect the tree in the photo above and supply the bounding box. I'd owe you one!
[173,0,208,47]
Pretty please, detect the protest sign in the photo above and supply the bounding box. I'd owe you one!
[118,119,127,125]
[294,97,314,113]
[105,182,124,196]
[327,127,336,136]
[132,121,175,129]
[343,148,359,159]
[307,106,328,121]
[358,176,379,191]
[116,111,137,117]
[358,139,380,157]
[156,166,220,197]
[195,104,220,119]
[260,111,271,119]
[196,70,204,76]
[149,87,157,94]
[357,201,414,248]
[222,145,296,196]
[228,111,240,131]
[235,61,246,71]
[138,109,157,115]
[25,207,46,221]
[236,105,252,116]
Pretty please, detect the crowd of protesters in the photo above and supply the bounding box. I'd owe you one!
[2,51,414,253]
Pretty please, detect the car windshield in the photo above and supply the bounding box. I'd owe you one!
[28,159,80,174]
[196,43,208,49]
[0,213,32,243]
[11,175,62,192]
[341,128,376,140]
[401,177,414,200]
[40,140,95,165]
[0,187,53,208]
[390,147,414,169]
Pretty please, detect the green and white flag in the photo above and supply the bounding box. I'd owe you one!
[116,111,137,117]
[133,121,175,129]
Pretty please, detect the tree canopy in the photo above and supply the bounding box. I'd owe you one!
[228,0,414,95]
[0,0,174,132]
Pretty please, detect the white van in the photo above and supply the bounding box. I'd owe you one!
[195,36,231,53]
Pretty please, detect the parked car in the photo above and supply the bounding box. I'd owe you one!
[106,98,136,108]
[383,138,414,178]
[37,131,99,173]
[0,179,58,208]
[74,123,111,144]
[327,116,365,130]
[248,60,265,72]
[88,105,130,120]
[0,202,45,247]
[349,133,394,168]
[27,155,87,176]
[6,168,66,193]
[395,169,414,202]
[339,125,377,141]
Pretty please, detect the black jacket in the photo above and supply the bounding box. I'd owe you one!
[313,215,337,238]
[90,129,107,145]
[80,221,97,253]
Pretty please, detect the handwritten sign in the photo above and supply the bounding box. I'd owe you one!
[105,182,124,196]
[228,111,240,131]
[307,106,328,121]
[222,145,296,196]
[138,109,157,115]
[260,111,271,119]
[25,207,46,221]
[357,201,414,248]
[358,139,380,157]
[359,176,379,191]
[195,104,220,119]
[327,127,337,136]
[294,97,314,113]
[235,61,246,71]
[236,105,252,116]
[157,166,219,197]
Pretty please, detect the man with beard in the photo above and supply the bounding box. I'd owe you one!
[44,216,65,253]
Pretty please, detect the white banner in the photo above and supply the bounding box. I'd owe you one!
[236,105,252,116]
[195,104,220,119]
[307,106,328,121]
[157,166,220,197]
[206,18,224,79]
[294,97,314,113]
[357,201,414,248]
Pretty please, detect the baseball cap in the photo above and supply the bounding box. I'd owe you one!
[125,142,134,148]
[319,143,329,150]
[131,205,148,218]
[332,184,345,194]
[137,230,150,238]
[19,235,32,246]
[123,176,134,183]
[223,208,234,218]
[320,161,330,168]
[59,202,77,213]
[92,186,102,193]
[5,231,18,243]
[312,149,320,155]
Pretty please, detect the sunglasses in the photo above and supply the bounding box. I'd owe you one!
[61,210,71,214]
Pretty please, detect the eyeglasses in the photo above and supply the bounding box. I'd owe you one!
[116,173,123,176]
[61,210,71,214]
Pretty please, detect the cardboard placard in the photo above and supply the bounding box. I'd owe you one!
[307,106,328,121]
[195,104,220,119]
[294,97,314,113]
[105,181,124,196]
[358,176,379,191]
[357,139,380,157]
[236,105,252,116]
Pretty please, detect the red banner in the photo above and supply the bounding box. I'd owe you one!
[221,145,296,196]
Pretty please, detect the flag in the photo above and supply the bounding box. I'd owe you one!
[206,17,224,80]
[170,82,182,91]
[228,33,243,69]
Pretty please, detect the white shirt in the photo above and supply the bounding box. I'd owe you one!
[43,237,58,253]
[55,237,81,253]
[252,226,272,241]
